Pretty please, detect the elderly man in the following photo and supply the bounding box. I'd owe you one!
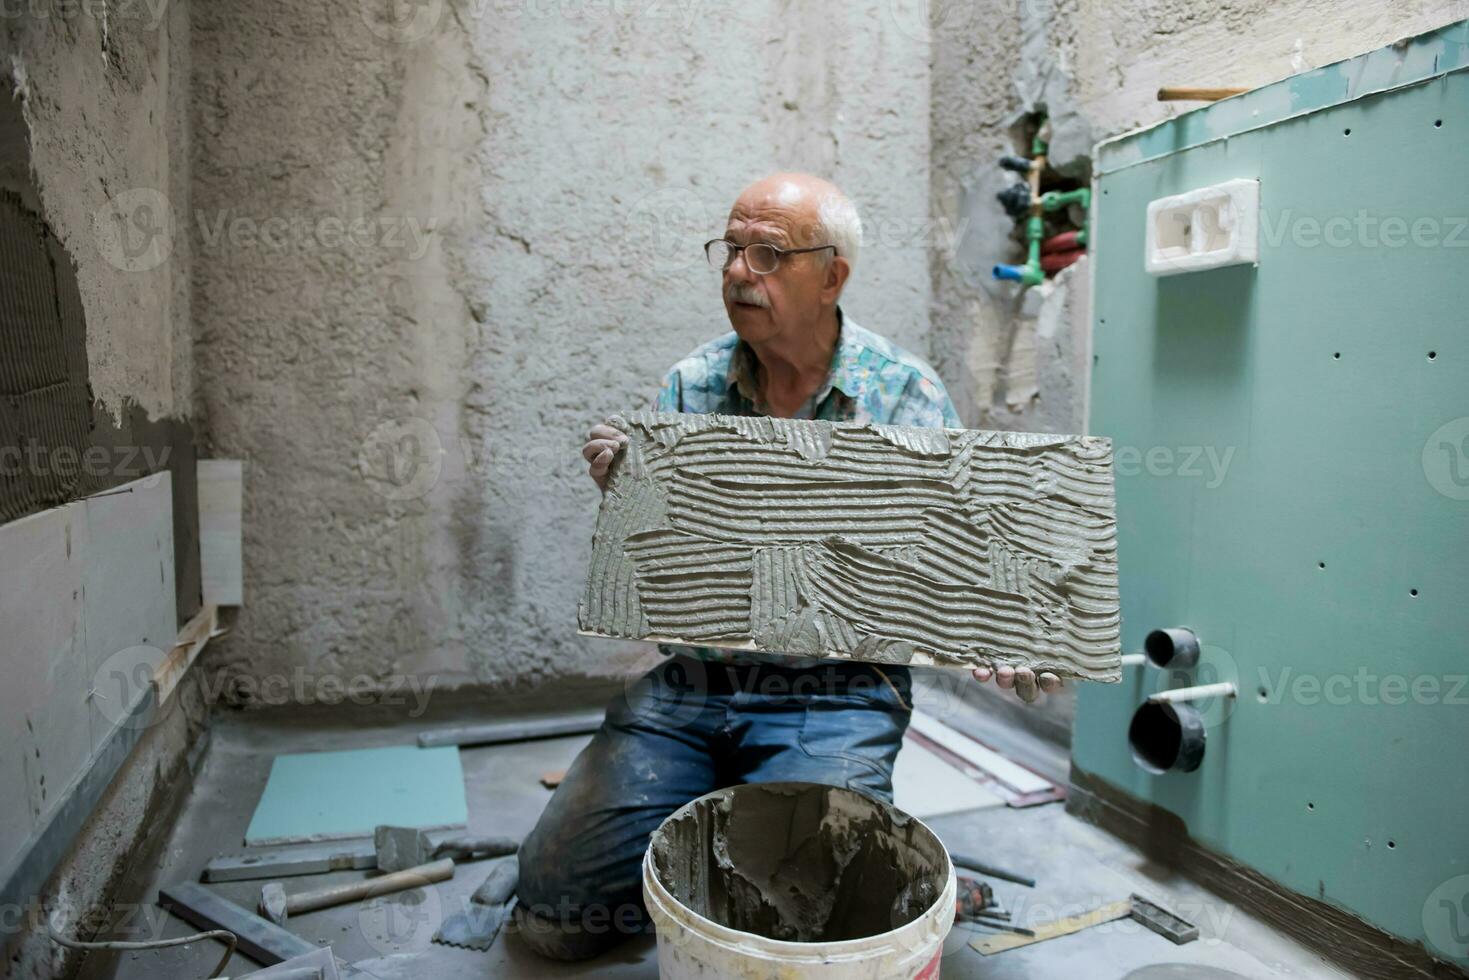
[514,173,1061,960]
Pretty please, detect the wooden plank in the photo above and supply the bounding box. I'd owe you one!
[158,882,317,966]
[202,840,377,883]
[970,898,1132,954]
[198,459,243,606]
[154,603,218,706]
[578,412,1121,680]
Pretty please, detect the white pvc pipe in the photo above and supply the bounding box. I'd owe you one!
[1147,682,1237,704]
[1120,653,1147,667]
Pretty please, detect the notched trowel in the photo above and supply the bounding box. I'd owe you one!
[432,856,519,950]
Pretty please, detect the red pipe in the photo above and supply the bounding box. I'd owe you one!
[1041,248,1085,273]
[1041,231,1084,254]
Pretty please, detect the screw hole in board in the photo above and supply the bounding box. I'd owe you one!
[1343,128,1352,136]
[1333,352,1341,360]
[1318,561,1326,569]
[1428,351,1437,360]
[1410,589,1419,597]
[1307,802,1315,811]
[1435,119,1443,128]
[1388,840,1396,849]
[1257,687,1269,702]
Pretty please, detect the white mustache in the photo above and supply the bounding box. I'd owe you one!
[725,283,771,309]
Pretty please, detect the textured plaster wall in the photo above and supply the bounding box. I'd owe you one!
[1,0,193,422]
[928,0,1467,741]
[193,0,936,695]
[0,4,197,976]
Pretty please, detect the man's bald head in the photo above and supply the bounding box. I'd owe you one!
[729,173,863,271]
[718,173,861,348]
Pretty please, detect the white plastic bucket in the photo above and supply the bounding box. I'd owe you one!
[643,782,957,979]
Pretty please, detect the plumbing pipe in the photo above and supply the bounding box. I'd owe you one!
[1147,682,1237,705]
[1040,188,1092,212]
[1128,701,1207,774]
[1157,86,1247,102]
[1040,249,1085,274]
[1143,627,1200,668]
[1119,653,1147,667]
[1041,230,1086,253]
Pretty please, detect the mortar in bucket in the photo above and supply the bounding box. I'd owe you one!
[643,781,957,979]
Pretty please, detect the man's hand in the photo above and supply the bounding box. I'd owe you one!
[582,423,629,491]
[972,665,1063,704]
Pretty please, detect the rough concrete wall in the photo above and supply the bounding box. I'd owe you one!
[0,6,196,974]
[929,0,1467,741]
[1,0,192,422]
[193,0,935,696]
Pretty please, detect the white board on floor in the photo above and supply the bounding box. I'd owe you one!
[893,735,1007,819]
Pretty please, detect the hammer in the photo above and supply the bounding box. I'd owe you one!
[259,858,454,925]
[373,825,519,872]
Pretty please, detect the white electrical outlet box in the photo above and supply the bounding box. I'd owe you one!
[1144,178,1259,276]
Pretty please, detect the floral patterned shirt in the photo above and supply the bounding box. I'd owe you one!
[653,308,961,665]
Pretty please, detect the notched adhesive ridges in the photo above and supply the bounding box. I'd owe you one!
[579,411,1122,681]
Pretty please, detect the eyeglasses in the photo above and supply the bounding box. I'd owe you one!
[704,239,836,275]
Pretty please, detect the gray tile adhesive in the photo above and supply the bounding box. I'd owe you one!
[649,782,948,942]
[579,411,1121,681]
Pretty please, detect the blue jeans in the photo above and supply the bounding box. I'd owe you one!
[515,654,912,959]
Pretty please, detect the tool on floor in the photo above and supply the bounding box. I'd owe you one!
[236,947,342,979]
[204,840,379,883]
[417,710,605,748]
[432,856,520,950]
[159,882,318,966]
[372,824,519,871]
[1129,893,1199,945]
[948,851,1036,888]
[970,897,1133,955]
[259,858,455,926]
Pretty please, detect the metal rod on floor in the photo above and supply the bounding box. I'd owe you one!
[949,852,1037,888]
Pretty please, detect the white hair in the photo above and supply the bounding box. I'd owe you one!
[816,190,863,272]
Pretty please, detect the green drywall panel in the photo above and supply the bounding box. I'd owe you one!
[1075,49,1469,965]
[245,745,468,845]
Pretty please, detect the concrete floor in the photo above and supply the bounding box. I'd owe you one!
[92,705,1353,980]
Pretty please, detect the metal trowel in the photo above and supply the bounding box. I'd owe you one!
[431,856,519,950]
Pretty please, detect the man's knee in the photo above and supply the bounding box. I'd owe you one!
[512,891,649,961]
